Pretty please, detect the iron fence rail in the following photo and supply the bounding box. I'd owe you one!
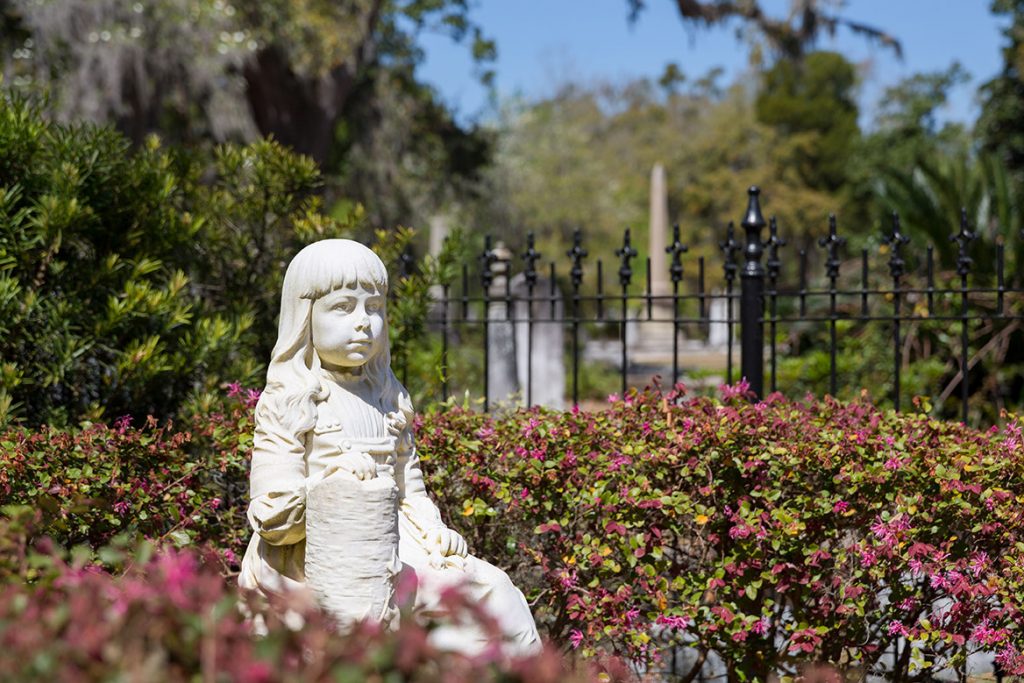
[402,187,1024,423]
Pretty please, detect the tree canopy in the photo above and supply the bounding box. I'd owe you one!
[0,0,496,230]
[978,0,1024,197]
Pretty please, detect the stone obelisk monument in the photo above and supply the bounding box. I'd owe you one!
[632,163,678,365]
[650,163,671,304]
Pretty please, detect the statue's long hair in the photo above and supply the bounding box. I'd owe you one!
[256,239,411,441]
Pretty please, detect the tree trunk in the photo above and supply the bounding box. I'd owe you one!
[241,0,384,164]
[242,46,356,165]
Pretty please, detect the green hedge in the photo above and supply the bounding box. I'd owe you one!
[3,386,1024,680]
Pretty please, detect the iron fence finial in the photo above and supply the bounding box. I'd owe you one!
[615,228,638,287]
[567,229,587,289]
[764,216,786,283]
[666,223,688,283]
[479,235,497,290]
[819,214,846,281]
[720,221,740,283]
[951,207,975,277]
[885,212,910,281]
[522,232,541,287]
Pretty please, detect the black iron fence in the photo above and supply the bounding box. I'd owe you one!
[400,187,1024,423]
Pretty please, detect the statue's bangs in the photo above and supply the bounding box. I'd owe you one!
[296,248,390,300]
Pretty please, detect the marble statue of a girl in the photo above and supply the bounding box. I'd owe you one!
[239,239,540,655]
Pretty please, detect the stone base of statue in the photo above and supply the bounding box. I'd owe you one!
[305,473,401,629]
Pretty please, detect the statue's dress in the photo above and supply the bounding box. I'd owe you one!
[239,370,540,654]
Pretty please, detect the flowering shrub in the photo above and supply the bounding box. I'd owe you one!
[4,385,1024,680]
[0,396,256,577]
[0,541,620,682]
[417,385,1024,680]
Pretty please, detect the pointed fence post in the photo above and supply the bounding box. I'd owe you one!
[740,187,767,398]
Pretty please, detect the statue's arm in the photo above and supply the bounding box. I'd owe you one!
[390,388,466,558]
[395,433,444,531]
[246,404,307,546]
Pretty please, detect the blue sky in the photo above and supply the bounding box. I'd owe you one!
[416,1,1007,129]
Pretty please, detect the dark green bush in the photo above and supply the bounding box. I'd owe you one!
[0,93,361,427]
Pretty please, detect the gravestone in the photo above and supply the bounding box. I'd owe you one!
[427,214,450,303]
[486,242,519,406]
[510,273,565,409]
[708,292,730,348]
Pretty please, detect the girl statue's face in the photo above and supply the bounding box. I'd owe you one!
[310,284,386,369]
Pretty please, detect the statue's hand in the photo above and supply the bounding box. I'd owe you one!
[317,451,377,482]
[340,450,377,480]
[426,526,468,558]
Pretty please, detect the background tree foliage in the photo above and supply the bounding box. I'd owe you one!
[630,0,901,61]
[472,58,849,282]
[978,0,1024,199]
[2,0,1023,419]
[0,0,495,230]
[755,51,858,194]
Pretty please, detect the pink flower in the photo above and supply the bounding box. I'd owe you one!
[969,551,989,577]
[719,379,751,401]
[569,629,584,649]
[155,549,197,608]
[971,621,1009,646]
[995,646,1023,673]
[244,388,261,408]
[752,618,770,636]
[209,497,222,510]
[832,500,850,514]
[609,454,631,471]
[606,393,620,403]
[884,456,904,470]
[655,615,690,630]
[519,487,529,500]
[113,501,130,516]
[114,415,133,434]
[624,608,640,624]
[870,518,896,545]
[226,382,242,398]
[888,620,910,637]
